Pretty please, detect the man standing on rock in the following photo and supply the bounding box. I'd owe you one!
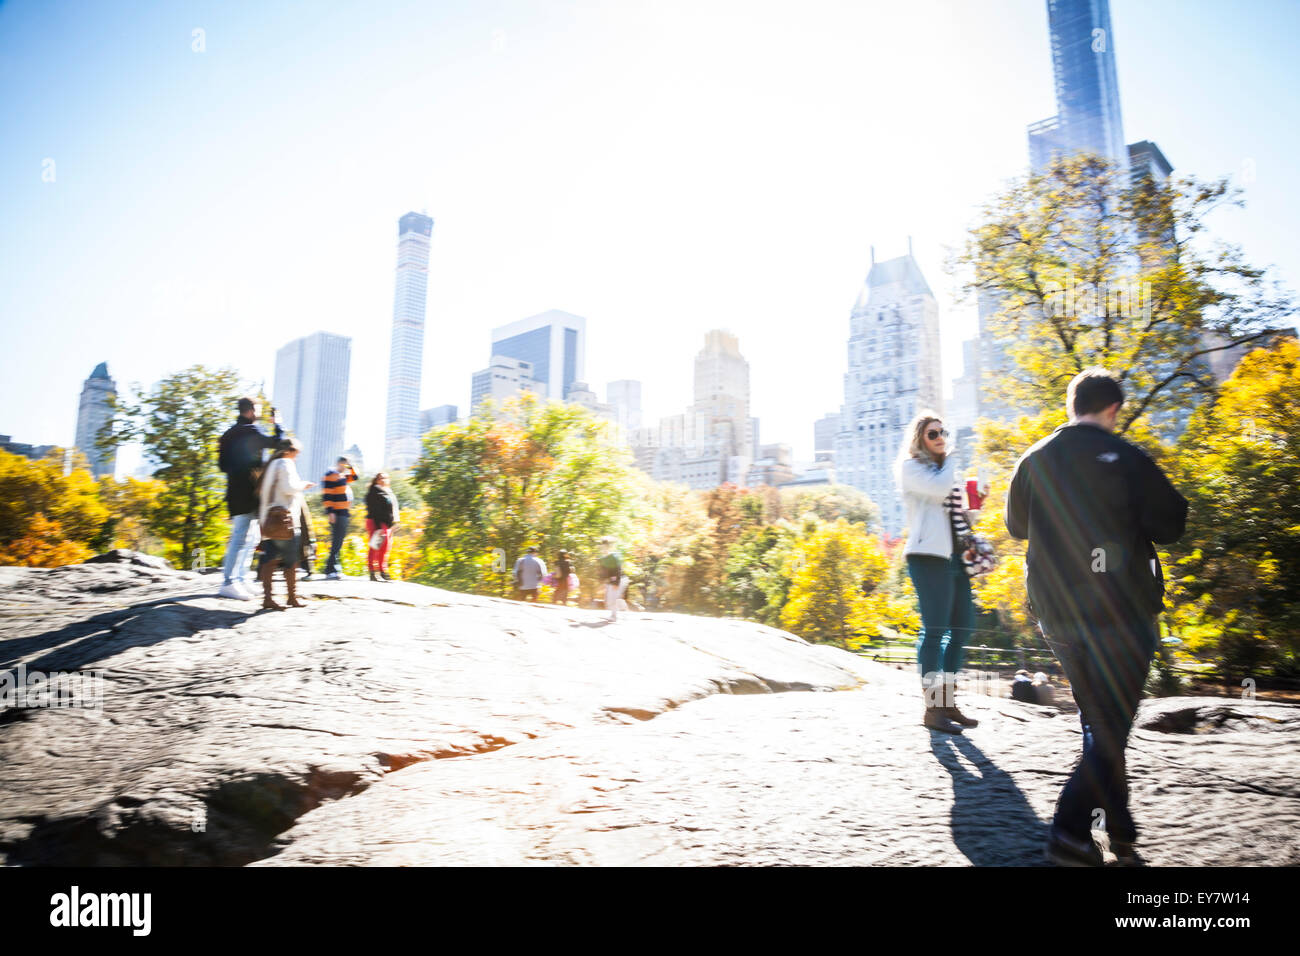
[598,536,623,622]
[217,397,283,600]
[1006,368,1187,867]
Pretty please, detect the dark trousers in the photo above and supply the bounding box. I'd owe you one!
[514,588,539,602]
[906,552,975,680]
[1039,613,1157,843]
[324,513,349,575]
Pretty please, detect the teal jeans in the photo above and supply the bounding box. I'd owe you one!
[906,552,975,680]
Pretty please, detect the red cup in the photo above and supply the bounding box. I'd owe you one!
[966,477,983,511]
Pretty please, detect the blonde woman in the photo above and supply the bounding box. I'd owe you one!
[894,412,978,734]
[257,437,315,610]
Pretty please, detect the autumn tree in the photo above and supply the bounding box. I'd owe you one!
[1164,339,1300,679]
[955,153,1293,442]
[0,449,108,567]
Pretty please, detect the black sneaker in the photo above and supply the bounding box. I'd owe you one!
[1046,826,1105,867]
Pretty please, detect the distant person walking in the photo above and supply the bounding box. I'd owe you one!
[895,413,979,735]
[217,397,283,600]
[513,547,547,602]
[1006,367,1187,867]
[320,457,359,579]
[364,473,399,582]
[597,537,623,622]
[552,550,574,606]
[257,437,315,610]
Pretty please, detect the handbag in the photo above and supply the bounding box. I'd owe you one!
[261,505,294,540]
[960,533,997,577]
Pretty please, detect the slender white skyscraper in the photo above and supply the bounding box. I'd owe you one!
[385,211,434,470]
[273,332,352,484]
[836,246,942,536]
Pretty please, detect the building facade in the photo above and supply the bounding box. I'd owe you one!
[471,355,542,410]
[835,250,942,536]
[74,362,117,478]
[489,310,586,401]
[273,331,352,485]
[385,211,434,470]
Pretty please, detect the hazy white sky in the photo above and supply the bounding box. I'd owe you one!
[3,0,1298,472]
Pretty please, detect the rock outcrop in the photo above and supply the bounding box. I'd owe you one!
[1,556,1296,866]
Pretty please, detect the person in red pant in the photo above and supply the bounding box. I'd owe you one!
[364,472,400,582]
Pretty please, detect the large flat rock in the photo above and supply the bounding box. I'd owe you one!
[2,557,1297,866]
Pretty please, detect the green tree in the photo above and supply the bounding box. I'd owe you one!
[412,393,638,596]
[100,365,244,568]
[780,484,881,530]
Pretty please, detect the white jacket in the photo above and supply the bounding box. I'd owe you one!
[258,456,311,533]
[897,454,959,559]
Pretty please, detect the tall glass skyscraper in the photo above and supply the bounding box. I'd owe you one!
[385,211,434,470]
[489,310,586,401]
[274,332,352,485]
[1027,0,1127,176]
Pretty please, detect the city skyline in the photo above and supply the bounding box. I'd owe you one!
[4,0,1299,475]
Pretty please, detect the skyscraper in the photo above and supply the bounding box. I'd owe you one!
[835,247,942,536]
[274,332,352,485]
[1027,0,1127,176]
[606,379,643,439]
[74,362,117,478]
[385,211,434,470]
[489,310,586,401]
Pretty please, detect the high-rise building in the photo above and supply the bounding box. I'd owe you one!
[489,310,586,401]
[74,362,117,478]
[1027,0,1127,176]
[471,356,542,410]
[274,332,352,485]
[420,405,458,435]
[385,211,434,470]
[628,330,755,489]
[835,247,942,536]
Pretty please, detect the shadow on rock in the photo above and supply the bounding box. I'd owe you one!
[2,597,249,672]
[929,734,1049,866]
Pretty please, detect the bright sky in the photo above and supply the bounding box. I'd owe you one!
[3,0,1298,473]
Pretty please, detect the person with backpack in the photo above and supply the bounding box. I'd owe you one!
[364,473,399,582]
[256,437,315,610]
[895,412,981,735]
[1006,367,1187,866]
[216,397,283,600]
[597,537,623,622]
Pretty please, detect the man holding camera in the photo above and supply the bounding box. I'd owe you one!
[217,397,284,600]
[321,456,359,580]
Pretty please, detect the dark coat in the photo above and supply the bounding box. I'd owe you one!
[1006,421,1187,628]
[365,485,397,526]
[218,418,283,517]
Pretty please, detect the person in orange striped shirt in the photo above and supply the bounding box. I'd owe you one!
[321,457,358,579]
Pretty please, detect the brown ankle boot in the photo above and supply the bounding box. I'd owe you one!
[285,564,306,608]
[942,678,979,728]
[922,679,962,734]
[261,558,284,611]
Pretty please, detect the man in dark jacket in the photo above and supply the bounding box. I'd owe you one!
[217,397,283,599]
[1006,367,1187,866]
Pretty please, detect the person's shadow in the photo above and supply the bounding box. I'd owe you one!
[928,733,1051,866]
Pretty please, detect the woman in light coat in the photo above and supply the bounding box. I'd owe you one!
[894,412,978,734]
[257,438,315,610]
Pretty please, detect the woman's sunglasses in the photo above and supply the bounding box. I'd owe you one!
[926,428,949,440]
